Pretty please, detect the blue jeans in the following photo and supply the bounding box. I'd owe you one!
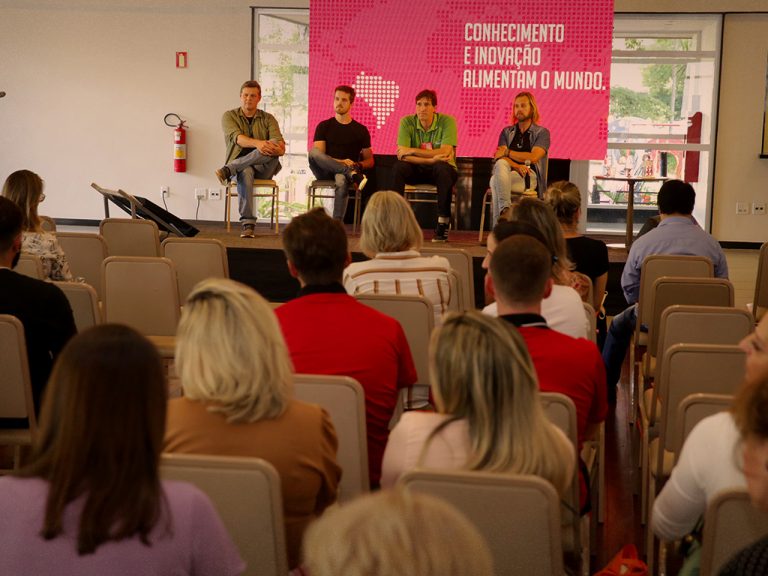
[489,160,537,224]
[226,149,281,225]
[601,303,638,388]
[308,147,353,220]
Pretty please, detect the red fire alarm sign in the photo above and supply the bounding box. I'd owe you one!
[176,52,188,68]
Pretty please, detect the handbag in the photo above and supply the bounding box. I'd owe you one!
[594,544,648,576]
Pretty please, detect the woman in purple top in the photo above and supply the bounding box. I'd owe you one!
[0,324,244,576]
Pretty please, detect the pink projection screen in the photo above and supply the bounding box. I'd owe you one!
[309,0,613,160]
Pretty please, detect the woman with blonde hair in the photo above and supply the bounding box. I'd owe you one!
[0,324,243,575]
[381,311,574,495]
[163,278,341,569]
[2,169,72,281]
[303,488,493,576]
[545,181,609,314]
[343,190,452,324]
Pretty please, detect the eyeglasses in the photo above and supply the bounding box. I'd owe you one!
[39,193,46,203]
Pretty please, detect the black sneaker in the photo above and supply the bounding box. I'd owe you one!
[432,222,449,243]
[216,166,232,185]
[350,172,367,191]
[240,224,255,238]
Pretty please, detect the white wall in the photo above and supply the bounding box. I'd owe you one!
[2,1,768,242]
[0,1,255,221]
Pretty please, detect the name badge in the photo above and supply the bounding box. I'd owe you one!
[420,142,433,150]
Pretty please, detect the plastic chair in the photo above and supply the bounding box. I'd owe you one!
[102,256,180,336]
[674,393,734,462]
[403,183,456,228]
[224,179,279,234]
[54,281,102,332]
[421,246,475,310]
[753,241,768,322]
[644,344,746,571]
[160,454,289,576]
[100,217,161,257]
[307,179,363,233]
[14,254,44,280]
[57,232,109,300]
[700,489,768,575]
[400,470,564,576]
[293,374,369,502]
[0,315,37,472]
[162,237,229,302]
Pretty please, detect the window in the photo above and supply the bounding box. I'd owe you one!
[253,8,311,220]
[585,15,721,233]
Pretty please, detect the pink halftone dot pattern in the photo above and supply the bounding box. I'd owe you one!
[309,0,613,160]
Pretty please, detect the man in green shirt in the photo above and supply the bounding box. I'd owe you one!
[216,80,285,238]
[392,89,458,242]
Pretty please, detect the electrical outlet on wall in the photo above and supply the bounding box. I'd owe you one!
[194,188,207,200]
[736,202,749,216]
[160,186,169,198]
[208,188,221,200]
[753,202,766,215]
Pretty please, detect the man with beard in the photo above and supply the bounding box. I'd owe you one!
[308,85,374,221]
[489,91,550,224]
[0,196,75,421]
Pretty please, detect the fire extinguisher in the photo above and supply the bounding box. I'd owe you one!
[164,113,187,173]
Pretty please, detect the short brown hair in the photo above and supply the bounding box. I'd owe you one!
[490,235,551,305]
[734,375,768,441]
[19,324,167,555]
[240,80,262,94]
[416,89,438,106]
[335,85,355,104]
[282,207,348,285]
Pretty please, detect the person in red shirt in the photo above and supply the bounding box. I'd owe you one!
[276,208,417,488]
[487,234,607,511]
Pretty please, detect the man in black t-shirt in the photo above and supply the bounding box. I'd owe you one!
[309,85,374,220]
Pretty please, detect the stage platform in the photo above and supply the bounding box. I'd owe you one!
[187,221,630,312]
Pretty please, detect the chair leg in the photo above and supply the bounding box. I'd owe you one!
[225,187,231,232]
[353,188,361,234]
[272,188,279,235]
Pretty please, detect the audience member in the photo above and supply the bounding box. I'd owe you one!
[164,278,340,569]
[482,219,588,338]
[0,324,244,575]
[0,196,75,419]
[487,235,607,510]
[717,370,768,575]
[276,208,417,488]
[602,179,729,397]
[302,489,493,576]
[652,313,768,542]
[545,181,609,314]
[343,190,453,324]
[381,310,574,496]
[2,170,73,280]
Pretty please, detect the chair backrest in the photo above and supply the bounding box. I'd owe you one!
[57,232,108,300]
[293,374,369,502]
[637,255,713,337]
[446,270,464,313]
[754,241,768,322]
[657,344,745,454]
[700,489,768,575]
[53,281,102,333]
[583,302,597,343]
[15,254,44,280]
[400,469,564,576]
[421,247,475,310]
[674,393,734,461]
[162,237,229,302]
[102,256,180,336]
[0,315,36,429]
[160,454,289,576]
[539,392,582,550]
[648,277,734,356]
[39,215,56,232]
[356,293,434,385]
[100,217,161,257]
[655,305,752,379]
